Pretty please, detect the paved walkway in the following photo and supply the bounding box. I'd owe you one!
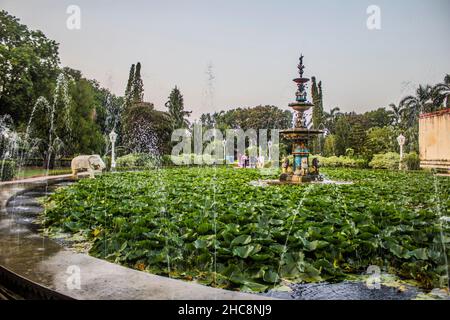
[0,175,269,300]
[0,173,75,186]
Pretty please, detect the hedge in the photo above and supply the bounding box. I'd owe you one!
[0,160,17,181]
[312,155,368,169]
[369,152,400,170]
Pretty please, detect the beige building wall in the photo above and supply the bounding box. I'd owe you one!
[419,109,450,170]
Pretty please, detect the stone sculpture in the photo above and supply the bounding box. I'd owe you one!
[71,155,106,178]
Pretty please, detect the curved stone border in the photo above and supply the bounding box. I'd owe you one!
[0,174,270,300]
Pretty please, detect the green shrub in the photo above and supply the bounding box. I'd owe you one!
[345,148,355,157]
[115,166,144,172]
[103,155,111,171]
[264,160,276,168]
[369,152,400,170]
[403,152,420,170]
[48,169,72,176]
[314,155,367,169]
[116,153,154,168]
[0,160,17,181]
[323,135,336,157]
[161,154,174,166]
[283,155,367,169]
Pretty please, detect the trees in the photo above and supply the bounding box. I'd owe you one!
[0,10,60,128]
[323,107,341,134]
[123,62,144,113]
[132,62,144,104]
[121,62,146,149]
[346,115,368,156]
[398,84,435,153]
[25,71,106,167]
[389,75,450,154]
[124,63,135,109]
[311,77,324,128]
[364,126,396,158]
[364,107,393,128]
[0,11,112,167]
[400,85,433,125]
[332,113,369,157]
[200,113,215,129]
[323,134,336,157]
[200,105,292,131]
[66,78,104,156]
[311,77,325,154]
[388,103,403,127]
[165,86,192,129]
[122,102,172,155]
[25,73,71,168]
[432,74,450,110]
[88,78,123,135]
[334,116,351,156]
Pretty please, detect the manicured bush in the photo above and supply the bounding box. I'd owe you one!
[403,152,420,171]
[0,160,17,181]
[161,154,174,166]
[345,148,355,157]
[114,166,143,172]
[369,152,400,170]
[322,135,336,157]
[116,153,154,168]
[313,155,368,169]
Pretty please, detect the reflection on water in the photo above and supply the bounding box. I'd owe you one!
[264,281,421,300]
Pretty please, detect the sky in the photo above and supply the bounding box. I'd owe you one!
[1,0,449,120]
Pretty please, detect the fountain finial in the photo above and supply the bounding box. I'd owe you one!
[298,54,305,78]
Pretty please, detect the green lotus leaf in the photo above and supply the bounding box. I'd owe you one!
[233,245,255,258]
[231,234,252,246]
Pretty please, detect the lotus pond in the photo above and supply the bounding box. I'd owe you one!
[42,167,450,293]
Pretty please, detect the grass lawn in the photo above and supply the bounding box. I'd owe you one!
[42,167,450,292]
[14,167,72,179]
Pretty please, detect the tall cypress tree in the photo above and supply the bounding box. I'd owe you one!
[132,62,144,104]
[318,80,324,121]
[311,77,325,154]
[124,64,135,110]
[311,76,324,128]
[165,86,192,129]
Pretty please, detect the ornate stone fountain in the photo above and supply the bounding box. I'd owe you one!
[279,55,324,183]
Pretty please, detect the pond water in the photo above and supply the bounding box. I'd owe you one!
[6,182,445,300]
[263,281,421,300]
[6,181,73,233]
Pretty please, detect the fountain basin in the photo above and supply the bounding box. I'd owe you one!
[280,128,324,141]
[288,102,314,112]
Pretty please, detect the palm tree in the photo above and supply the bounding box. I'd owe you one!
[398,85,435,153]
[400,85,434,127]
[393,75,449,153]
[432,74,450,110]
[323,107,341,134]
[388,103,403,126]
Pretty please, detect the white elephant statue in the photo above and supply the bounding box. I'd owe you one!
[71,155,106,178]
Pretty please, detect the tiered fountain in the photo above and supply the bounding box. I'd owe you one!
[279,55,324,183]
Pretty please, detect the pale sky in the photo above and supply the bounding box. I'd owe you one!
[1,0,449,120]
